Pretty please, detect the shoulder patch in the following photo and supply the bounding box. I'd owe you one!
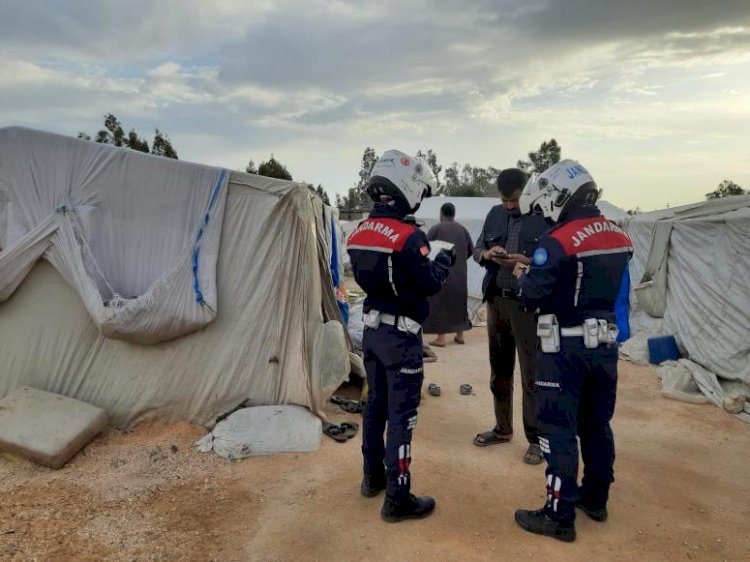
[533,247,548,266]
[347,218,415,253]
[550,217,633,257]
[420,245,430,257]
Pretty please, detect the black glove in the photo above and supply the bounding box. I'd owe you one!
[434,248,456,268]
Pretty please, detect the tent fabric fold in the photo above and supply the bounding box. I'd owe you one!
[0,127,352,428]
[0,126,228,343]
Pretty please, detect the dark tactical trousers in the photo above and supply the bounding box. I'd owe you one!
[535,338,618,521]
[362,323,424,500]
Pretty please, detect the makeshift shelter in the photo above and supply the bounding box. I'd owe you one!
[414,196,628,318]
[0,127,354,428]
[622,195,750,421]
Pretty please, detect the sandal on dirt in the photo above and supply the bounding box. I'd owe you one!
[453,337,465,345]
[423,355,438,363]
[339,400,365,414]
[429,340,446,348]
[322,422,348,443]
[427,383,441,397]
[473,430,513,447]
[523,443,544,465]
[340,421,360,439]
[459,383,473,395]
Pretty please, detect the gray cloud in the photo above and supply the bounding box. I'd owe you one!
[515,0,750,39]
[1,1,749,208]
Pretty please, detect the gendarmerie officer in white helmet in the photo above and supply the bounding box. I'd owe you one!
[513,160,633,542]
[347,150,454,522]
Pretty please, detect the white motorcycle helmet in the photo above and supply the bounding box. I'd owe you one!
[519,159,599,222]
[367,150,436,213]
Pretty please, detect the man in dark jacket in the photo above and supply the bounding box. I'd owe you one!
[473,168,550,465]
[348,150,454,523]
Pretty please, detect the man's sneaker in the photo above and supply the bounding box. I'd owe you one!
[360,473,386,498]
[381,494,436,522]
[514,508,576,543]
[576,500,608,522]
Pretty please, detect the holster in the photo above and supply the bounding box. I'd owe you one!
[537,314,560,353]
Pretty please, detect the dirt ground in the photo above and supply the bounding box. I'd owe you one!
[1,328,749,562]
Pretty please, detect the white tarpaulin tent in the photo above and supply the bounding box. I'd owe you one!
[622,195,750,421]
[0,127,353,428]
[414,196,628,318]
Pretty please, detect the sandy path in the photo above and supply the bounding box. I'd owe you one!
[2,327,748,561]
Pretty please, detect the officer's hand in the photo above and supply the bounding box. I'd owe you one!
[435,248,456,268]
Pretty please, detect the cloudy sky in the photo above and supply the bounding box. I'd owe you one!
[1,0,749,210]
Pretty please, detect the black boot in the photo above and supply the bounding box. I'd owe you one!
[360,473,386,498]
[514,508,576,542]
[381,494,436,522]
[576,500,608,522]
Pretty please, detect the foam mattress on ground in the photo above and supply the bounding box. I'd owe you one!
[0,387,107,468]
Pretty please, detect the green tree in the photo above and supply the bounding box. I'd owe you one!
[705,180,746,200]
[81,113,177,159]
[257,155,293,180]
[444,162,461,194]
[517,139,561,174]
[442,162,498,196]
[353,147,378,211]
[450,184,485,197]
[416,149,443,193]
[128,130,149,153]
[315,184,331,206]
[150,129,177,159]
[338,186,366,217]
[95,113,126,147]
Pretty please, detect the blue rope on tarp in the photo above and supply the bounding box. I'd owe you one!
[330,213,340,289]
[192,168,227,305]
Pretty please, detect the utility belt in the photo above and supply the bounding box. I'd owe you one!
[364,310,422,336]
[537,314,619,353]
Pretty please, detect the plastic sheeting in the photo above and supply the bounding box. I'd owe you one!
[657,360,750,421]
[196,405,322,459]
[0,128,353,427]
[0,127,228,343]
[624,196,750,421]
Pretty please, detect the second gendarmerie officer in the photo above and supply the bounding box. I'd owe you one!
[514,160,633,542]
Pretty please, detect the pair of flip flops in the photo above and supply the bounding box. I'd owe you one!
[322,421,359,443]
[330,395,365,414]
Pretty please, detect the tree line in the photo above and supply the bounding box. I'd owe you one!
[78,115,745,211]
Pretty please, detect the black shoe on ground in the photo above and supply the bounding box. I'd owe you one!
[360,473,386,498]
[514,508,576,542]
[381,494,436,522]
[575,500,608,522]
